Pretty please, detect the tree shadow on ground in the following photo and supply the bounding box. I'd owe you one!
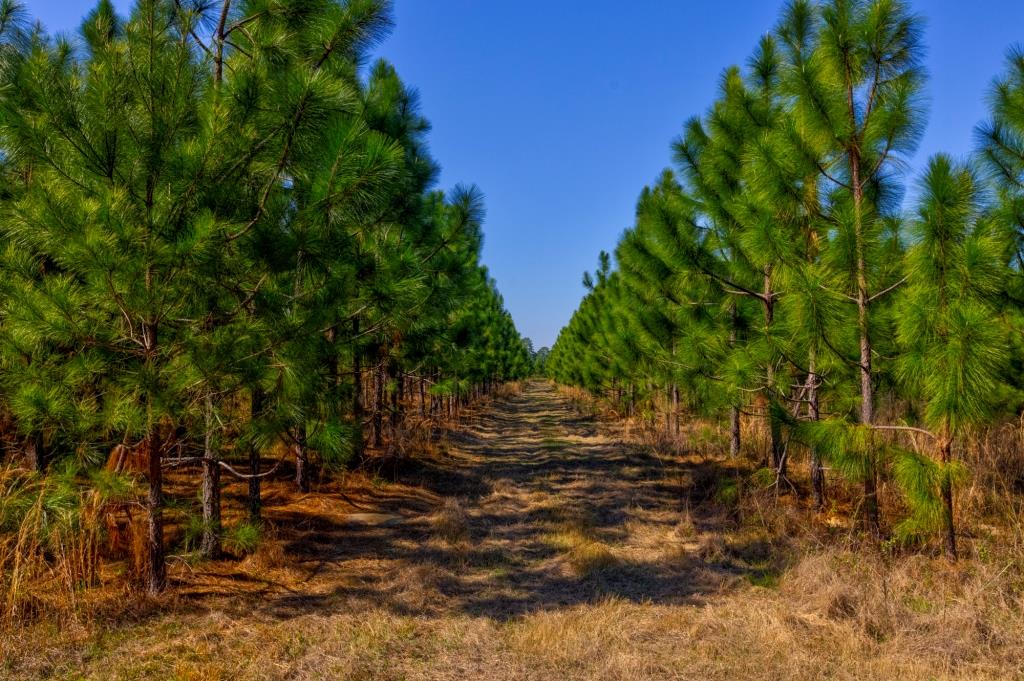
[174,383,776,624]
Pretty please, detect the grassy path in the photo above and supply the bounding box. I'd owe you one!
[9,381,1008,680]
[241,380,731,622]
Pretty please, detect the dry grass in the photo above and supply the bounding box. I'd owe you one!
[541,504,620,576]
[493,381,525,399]
[544,526,619,576]
[6,569,1020,680]
[499,548,1024,680]
[431,496,470,544]
[2,382,1024,680]
[0,464,119,630]
[781,550,1024,672]
[504,598,657,677]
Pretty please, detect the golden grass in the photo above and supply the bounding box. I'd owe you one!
[0,465,116,631]
[544,525,620,576]
[4,542,1023,680]
[540,503,621,576]
[3,382,1024,680]
[432,497,470,544]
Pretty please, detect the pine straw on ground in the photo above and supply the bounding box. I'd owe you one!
[2,382,1023,680]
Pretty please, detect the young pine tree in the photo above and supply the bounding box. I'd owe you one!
[776,0,926,534]
[894,155,1007,558]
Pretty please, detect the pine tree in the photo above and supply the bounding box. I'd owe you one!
[1,0,221,591]
[893,155,1007,558]
[675,45,797,481]
[977,46,1024,302]
[0,0,533,598]
[617,171,723,438]
[776,0,925,534]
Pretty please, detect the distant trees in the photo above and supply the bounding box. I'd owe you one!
[0,0,529,593]
[549,0,1017,558]
[532,346,550,375]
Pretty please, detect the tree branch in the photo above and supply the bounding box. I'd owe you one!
[867,275,907,303]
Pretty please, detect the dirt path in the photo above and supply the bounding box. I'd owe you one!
[14,381,1013,680]
[237,380,733,622]
[17,382,759,680]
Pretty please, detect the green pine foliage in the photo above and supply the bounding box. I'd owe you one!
[891,155,1007,555]
[3,0,1024,605]
[0,0,530,593]
[551,0,1021,559]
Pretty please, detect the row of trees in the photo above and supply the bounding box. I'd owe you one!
[0,0,530,593]
[549,0,1024,558]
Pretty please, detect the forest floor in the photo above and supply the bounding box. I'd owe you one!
[4,382,1023,680]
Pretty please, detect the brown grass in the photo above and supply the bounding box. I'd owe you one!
[2,382,1023,680]
[431,496,470,543]
[541,504,620,576]
[545,526,619,576]
[0,465,116,630]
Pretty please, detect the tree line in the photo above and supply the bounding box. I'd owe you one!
[548,0,1024,559]
[0,0,531,596]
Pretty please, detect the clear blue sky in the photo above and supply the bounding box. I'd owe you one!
[25,1,1024,348]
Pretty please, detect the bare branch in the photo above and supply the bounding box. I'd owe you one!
[868,276,908,303]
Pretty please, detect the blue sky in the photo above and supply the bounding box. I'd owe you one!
[26,1,1024,347]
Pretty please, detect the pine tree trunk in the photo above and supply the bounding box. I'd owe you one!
[24,431,46,473]
[248,387,264,524]
[808,349,825,511]
[769,406,785,477]
[213,0,231,84]
[142,318,166,594]
[729,303,741,457]
[730,406,741,458]
[327,324,341,413]
[851,149,882,539]
[145,429,166,593]
[201,393,221,559]
[857,289,879,534]
[200,455,221,559]
[373,363,384,447]
[763,275,785,480]
[940,425,957,559]
[294,425,309,493]
[390,362,401,435]
[419,376,427,417]
[430,371,438,418]
[350,317,364,470]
